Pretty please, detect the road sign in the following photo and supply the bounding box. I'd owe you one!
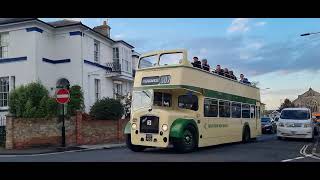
[56,88,70,104]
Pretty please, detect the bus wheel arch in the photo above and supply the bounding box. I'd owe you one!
[170,119,199,153]
[242,123,251,143]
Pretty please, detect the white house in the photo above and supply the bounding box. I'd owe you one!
[0,18,138,122]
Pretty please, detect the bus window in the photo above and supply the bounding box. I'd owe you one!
[139,55,158,69]
[204,98,218,117]
[219,100,230,117]
[178,95,198,111]
[159,53,183,66]
[242,104,250,118]
[257,106,260,119]
[153,92,172,107]
[231,102,241,118]
[250,105,255,118]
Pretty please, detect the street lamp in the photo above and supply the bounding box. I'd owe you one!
[300,32,320,36]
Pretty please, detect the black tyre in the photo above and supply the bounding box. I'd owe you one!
[277,136,282,140]
[173,125,197,153]
[314,128,318,136]
[242,126,251,143]
[126,134,146,152]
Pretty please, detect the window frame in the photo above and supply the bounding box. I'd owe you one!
[0,32,9,59]
[241,103,251,119]
[94,40,100,63]
[153,92,172,108]
[94,79,101,102]
[178,94,199,111]
[0,76,9,109]
[231,101,242,118]
[218,100,231,118]
[204,97,219,117]
[250,105,256,119]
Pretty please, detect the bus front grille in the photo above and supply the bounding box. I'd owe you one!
[140,116,159,134]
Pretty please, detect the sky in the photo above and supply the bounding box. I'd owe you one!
[41,18,320,110]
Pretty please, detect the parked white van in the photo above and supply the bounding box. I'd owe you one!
[277,108,318,140]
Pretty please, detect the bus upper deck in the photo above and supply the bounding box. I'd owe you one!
[134,49,260,104]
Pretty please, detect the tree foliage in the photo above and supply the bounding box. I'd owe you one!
[279,98,295,112]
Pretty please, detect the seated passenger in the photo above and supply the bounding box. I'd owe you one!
[191,57,202,69]
[214,65,224,76]
[240,74,251,84]
[201,59,210,71]
[229,71,237,80]
[224,68,231,78]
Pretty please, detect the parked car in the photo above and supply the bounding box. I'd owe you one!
[277,108,318,140]
[261,117,277,134]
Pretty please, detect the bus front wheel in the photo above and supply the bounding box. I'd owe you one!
[173,125,197,153]
[126,134,146,152]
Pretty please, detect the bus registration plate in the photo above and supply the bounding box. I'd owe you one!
[146,134,153,141]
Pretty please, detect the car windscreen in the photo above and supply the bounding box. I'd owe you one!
[261,118,270,122]
[280,110,310,120]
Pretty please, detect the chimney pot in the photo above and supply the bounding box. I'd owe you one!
[103,21,107,25]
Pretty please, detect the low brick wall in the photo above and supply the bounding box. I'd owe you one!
[5,112,129,149]
[5,116,77,149]
[78,113,129,145]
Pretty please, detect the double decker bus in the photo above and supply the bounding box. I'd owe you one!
[124,49,261,153]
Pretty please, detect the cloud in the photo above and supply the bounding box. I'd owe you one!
[227,18,250,33]
[255,21,267,26]
[114,34,125,40]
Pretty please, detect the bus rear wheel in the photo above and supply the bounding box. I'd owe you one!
[173,126,197,153]
[126,134,146,152]
[242,126,251,143]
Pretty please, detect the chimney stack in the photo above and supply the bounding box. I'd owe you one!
[93,19,111,38]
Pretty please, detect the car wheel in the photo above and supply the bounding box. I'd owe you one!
[173,125,197,153]
[126,134,146,152]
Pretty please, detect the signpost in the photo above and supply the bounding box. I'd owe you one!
[56,88,70,147]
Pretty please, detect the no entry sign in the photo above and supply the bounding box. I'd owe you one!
[56,88,70,104]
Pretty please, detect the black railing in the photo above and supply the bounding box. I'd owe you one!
[105,62,121,73]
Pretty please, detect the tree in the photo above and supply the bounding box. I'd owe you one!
[279,98,295,111]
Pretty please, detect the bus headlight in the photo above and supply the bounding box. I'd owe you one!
[162,124,168,132]
[132,123,137,130]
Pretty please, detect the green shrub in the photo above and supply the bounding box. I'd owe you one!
[89,98,124,120]
[67,85,84,115]
[9,82,58,118]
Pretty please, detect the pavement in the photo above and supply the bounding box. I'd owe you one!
[0,134,319,162]
[0,143,125,155]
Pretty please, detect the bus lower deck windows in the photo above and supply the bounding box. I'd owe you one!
[163,137,167,143]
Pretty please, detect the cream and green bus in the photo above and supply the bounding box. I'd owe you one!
[124,49,261,153]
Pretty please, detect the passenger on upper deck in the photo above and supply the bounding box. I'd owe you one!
[214,65,224,76]
[191,57,202,69]
[201,59,210,71]
[229,71,237,80]
[224,68,231,78]
[240,74,251,85]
